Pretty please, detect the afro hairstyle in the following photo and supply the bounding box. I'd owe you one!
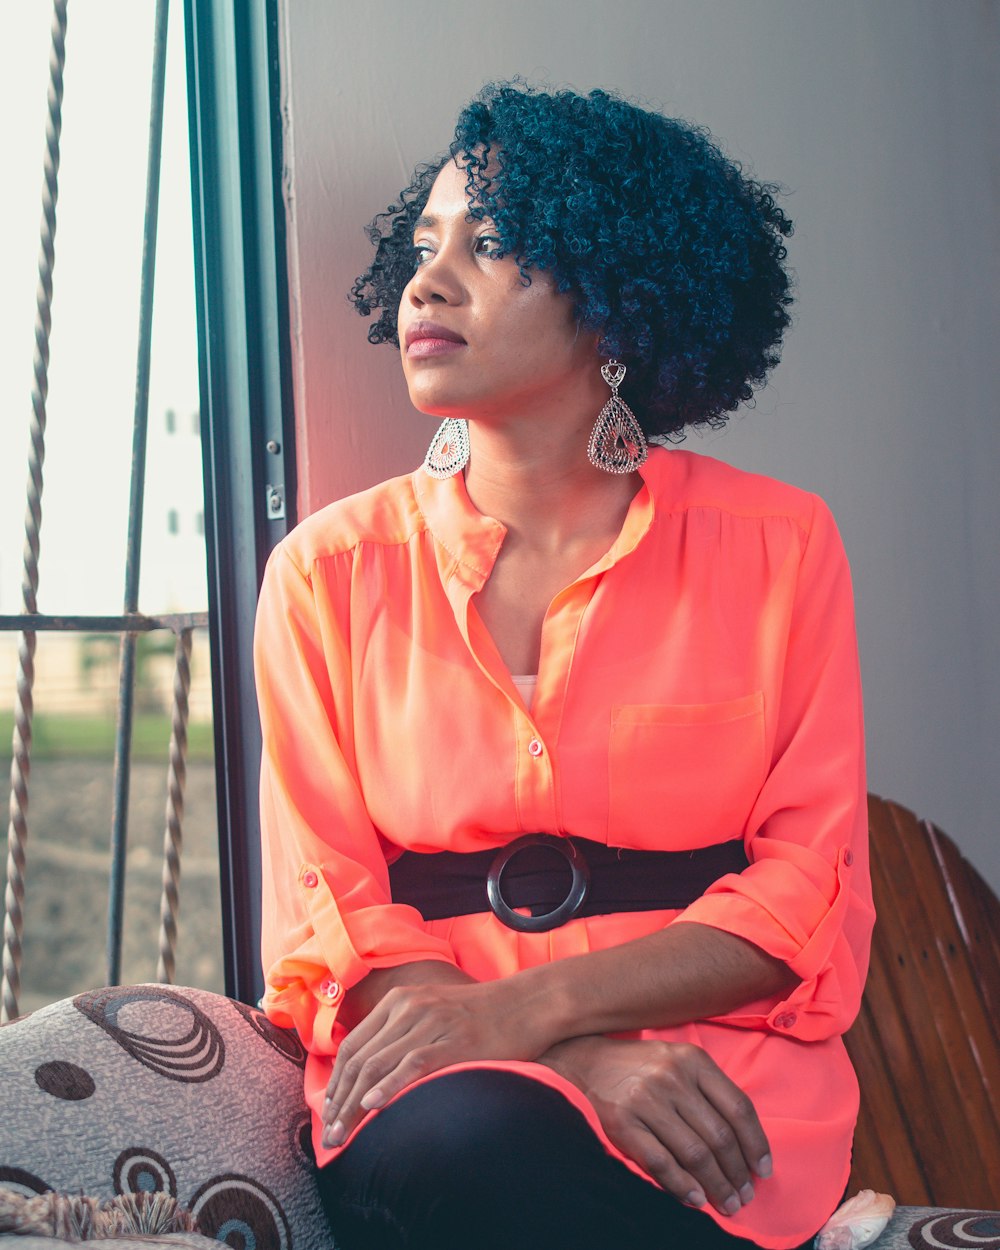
[349,81,794,439]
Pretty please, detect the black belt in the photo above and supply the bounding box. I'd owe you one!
[388,834,750,933]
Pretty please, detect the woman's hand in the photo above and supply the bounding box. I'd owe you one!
[322,976,553,1148]
[541,1035,772,1218]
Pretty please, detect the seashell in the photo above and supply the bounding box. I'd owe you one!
[814,1189,896,1250]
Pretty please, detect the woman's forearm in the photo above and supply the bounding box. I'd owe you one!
[505,921,797,1049]
[337,920,794,1046]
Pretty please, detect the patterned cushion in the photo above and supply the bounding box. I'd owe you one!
[2,1238,218,1250]
[871,1207,1000,1249]
[0,985,330,1249]
[8,988,996,1250]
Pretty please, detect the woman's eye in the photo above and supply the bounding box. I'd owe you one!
[474,235,504,258]
[412,243,434,266]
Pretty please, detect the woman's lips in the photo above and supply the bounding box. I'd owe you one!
[404,322,466,358]
[406,336,466,358]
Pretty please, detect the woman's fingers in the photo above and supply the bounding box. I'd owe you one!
[323,990,431,1138]
[575,1038,771,1218]
[638,1046,770,1215]
[601,1086,743,1214]
[696,1058,772,1180]
[322,1000,394,1125]
[647,1100,752,1214]
[321,980,532,1147]
[323,1034,436,1147]
[603,1110,710,1209]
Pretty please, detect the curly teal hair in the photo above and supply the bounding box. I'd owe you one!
[350,81,794,439]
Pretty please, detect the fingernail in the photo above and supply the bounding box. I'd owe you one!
[722,1194,741,1216]
[755,1153,772,1178]
[739,1182,755,1205]
[324,1120,345,1148]
[685,1190,706,1208]
[360,1088,385,1111]
[323,1097,335,1119]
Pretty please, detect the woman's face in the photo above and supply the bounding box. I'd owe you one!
[397,160,597,423]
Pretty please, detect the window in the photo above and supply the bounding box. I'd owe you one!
[1,0,294,1019]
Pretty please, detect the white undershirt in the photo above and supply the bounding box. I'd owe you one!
[511,673,538,711]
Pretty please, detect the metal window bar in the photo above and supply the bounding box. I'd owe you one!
[1,0,210,1023]
[2,0,69,1027]
[108,0,170,990]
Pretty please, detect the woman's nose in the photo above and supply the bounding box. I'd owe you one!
[406,249,462,307]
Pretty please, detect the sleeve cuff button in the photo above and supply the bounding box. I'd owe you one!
[773,1011,797,1029]
[319,978,343,1003]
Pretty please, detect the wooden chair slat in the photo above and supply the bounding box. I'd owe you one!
[849,861,966,1200]
[865,807,982,1191]
[877,800,1000,1203]
[845,795,1000,1208]
[844,994,931,1202]
[883,801,1000,1148]
[928,820,1000,1026]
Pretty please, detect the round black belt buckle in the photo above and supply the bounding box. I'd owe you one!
[486,834,591,933]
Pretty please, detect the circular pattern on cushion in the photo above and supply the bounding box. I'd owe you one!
[288,1109,315,1170]
[0,1168,49,1197]
[113,1147,178,1198]
[909,1211,1000,1249]
[189,1174,291,1250]
[73,986,224,1082]
[229,1001,307,1069]
[33,1060,96,1101]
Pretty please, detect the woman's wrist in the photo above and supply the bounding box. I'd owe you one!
[537,1033,610,1087]
[497,961,582,1054]
[339,958,473,1029]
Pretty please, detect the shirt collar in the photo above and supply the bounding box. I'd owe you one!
[413,467,507,592]
[413,444,671,593]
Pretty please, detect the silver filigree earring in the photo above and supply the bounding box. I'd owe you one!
[423,418,470,478]
[586,360,648,474]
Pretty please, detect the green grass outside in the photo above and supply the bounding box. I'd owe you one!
[0,712,215,762]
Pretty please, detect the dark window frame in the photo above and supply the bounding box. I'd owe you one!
[185,0,296,1006]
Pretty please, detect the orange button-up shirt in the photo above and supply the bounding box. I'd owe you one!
[254,446,873,1249]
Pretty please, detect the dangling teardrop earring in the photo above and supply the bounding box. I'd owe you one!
[586,360,648,474]
[423,418,470,478]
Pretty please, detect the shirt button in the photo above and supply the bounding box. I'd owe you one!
[301,869,319,889]
[319,978,343,1004]
[773,1011,797,1030]
[527,738,544,758]
[843,848,854,867]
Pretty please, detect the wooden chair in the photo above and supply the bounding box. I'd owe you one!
[844,794,1000,1206]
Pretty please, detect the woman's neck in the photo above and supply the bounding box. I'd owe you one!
[462,412,641,556]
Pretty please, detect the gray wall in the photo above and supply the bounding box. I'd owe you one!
[277,0,1000,892]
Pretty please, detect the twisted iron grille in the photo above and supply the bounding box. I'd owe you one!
[1,0,210,1023]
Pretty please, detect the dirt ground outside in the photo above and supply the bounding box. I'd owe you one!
[1,755,225,1017]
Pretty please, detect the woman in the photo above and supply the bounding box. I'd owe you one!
[254,82,873,1249]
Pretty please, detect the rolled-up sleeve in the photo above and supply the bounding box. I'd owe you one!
[675,496,874,1041]
[254,543,457,1052]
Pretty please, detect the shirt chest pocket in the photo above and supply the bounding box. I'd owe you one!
[607,693,765,851]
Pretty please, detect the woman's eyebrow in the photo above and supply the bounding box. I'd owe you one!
[413,215,436,231]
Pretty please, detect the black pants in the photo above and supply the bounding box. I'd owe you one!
[315,1070,811,1250]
